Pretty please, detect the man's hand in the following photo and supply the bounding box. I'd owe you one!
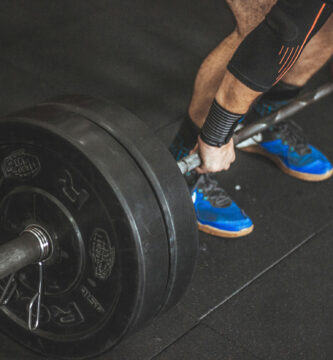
[191,136,236,174]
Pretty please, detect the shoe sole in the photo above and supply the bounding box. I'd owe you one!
[198,222,254,238]
[240,145,333,182]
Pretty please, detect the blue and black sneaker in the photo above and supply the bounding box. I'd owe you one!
[237,119,333,181]
[237,82,333,181]
[191,174,253,238]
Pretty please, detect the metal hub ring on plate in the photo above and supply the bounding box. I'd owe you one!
[22,225,52,262]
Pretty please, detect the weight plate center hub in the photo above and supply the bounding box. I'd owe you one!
[1,188,84,296]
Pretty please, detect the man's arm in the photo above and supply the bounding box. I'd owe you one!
[196,0,332,173]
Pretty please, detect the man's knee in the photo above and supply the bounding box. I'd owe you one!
[227,1,333,92]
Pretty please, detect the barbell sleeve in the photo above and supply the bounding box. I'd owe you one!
[0,226,51,280]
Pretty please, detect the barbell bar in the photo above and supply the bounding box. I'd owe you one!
[1,83,332,283]
[0,82,330,359]
[1,82,332,283]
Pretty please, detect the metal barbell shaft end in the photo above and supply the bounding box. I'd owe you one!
[177,82,333,174]
[177,153,201,175]
[0,225,51,280]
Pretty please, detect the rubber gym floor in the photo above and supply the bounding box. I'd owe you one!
[0,1,332,359]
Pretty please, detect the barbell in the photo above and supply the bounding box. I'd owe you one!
[0,82,331,359]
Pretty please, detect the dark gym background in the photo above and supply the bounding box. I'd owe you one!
[0,1,333,359]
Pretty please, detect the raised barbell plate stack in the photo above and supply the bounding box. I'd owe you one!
[0,98,198,359]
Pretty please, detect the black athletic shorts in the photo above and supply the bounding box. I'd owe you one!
[228,0,333,92]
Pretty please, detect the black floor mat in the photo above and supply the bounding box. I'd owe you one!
[0,1,332,360]
[203,222,333,360]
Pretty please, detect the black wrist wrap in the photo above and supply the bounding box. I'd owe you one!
[200,99,244,147]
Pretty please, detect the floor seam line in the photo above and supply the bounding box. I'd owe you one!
[149,321,200,360]
[198,220,333,321]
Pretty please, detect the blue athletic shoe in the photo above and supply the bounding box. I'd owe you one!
[237,120,333,181]
[192,174,254,238]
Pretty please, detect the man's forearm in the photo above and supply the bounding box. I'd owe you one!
[199,71,261,148]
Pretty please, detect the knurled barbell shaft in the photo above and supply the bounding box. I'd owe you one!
[0,227,51,280]
[177,82,333,174]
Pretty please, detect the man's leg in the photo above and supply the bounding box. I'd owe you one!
[170,0,276,238]
[238,16,333,181]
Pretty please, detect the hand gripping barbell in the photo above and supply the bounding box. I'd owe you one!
[0,83,331,359]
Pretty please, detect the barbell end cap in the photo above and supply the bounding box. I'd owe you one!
[177,153,202,175]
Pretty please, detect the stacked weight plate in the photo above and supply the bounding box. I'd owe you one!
[0,96,198,359]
